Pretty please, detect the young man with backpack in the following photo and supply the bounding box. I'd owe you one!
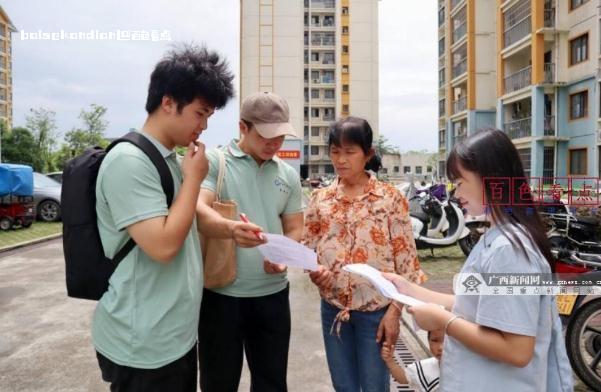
[90,45,234,391]
[196,92,304,391]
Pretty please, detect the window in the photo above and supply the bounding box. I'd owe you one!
[381,168,388,174]
[342,45,349,54]
[325,164,335,174]
[311,146,320,156]
[342,65,349,73]
[311,108,319,117]
[304,145,308,156]
[311,126,320,136]
[342,26,349,35]
[570,0,590,10]
[311,165,319,174]
[304,126,309,138]
[416,166,423,174]
[570,33,588,65]
[311,89,319,99]
[569,148,587,175]
[323,16,334,27]
[311,71,319,81]
[427,166,433,173]
[342,6,349,15]
[311,15,319,26]
[324,89,335,99]
[342,84,349,93]
[311,52,319,62]
[518,148,532,178]
[393,166,400,173]
[403,166,411,174]
[570,91,588,120]
[323,52,335,64]
[342,104,349,113]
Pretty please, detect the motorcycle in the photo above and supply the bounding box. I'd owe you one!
[553,251,601,391]
[406,183,479,256]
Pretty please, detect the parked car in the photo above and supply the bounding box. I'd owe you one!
[33,172,61,222]
[45,171,63,183]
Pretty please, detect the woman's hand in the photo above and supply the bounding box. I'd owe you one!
[376,305,401,348]
[263,259,287,274]
[382,272,415,296]
[308,265,334,290]
[406,303,452,331]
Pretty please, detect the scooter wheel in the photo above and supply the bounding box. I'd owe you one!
[565,298,601,391]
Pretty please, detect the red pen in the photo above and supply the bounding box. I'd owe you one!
[239,213,264,240]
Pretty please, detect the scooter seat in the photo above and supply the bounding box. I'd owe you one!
[578,215,600,226]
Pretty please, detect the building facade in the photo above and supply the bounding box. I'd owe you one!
[0,7,16,129]
[240,0,379,179]
[438,0,601,182]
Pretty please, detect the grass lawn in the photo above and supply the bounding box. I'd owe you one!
[0,222,62,249]
[417,245,466,281]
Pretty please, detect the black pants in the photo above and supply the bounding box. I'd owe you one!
[96,346,197,392]
[198,285,291,392]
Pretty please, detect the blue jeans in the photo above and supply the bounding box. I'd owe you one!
[321,300,390,392]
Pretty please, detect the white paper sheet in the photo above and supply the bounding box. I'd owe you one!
[258,234,319,271]
[342,264,425,307]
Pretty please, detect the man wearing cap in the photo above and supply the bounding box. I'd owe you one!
[196,92,304,391]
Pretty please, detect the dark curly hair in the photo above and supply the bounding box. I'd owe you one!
[145,43,235,114]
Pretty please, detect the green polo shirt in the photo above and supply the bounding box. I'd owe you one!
[92,131,203,369]
[202,139,303,297]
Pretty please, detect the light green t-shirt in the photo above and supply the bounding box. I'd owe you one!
[201,139,303,297]
[92,131,203,369]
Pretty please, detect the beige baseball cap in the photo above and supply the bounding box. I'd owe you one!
[240,92,297,138]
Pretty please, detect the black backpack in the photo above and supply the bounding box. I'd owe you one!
[62,132,174,300]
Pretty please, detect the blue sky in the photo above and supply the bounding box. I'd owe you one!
[5,0,437,152]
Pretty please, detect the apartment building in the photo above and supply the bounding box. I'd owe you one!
[0,6,16,129]
[240,0,379,179]
[438,0,601,183]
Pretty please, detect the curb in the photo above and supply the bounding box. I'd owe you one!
[0,233,62,253]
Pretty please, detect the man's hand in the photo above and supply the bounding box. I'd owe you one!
[308,265,334,290]
[230,221,267,248]
[182,141,208,183]
[264,259,287,274]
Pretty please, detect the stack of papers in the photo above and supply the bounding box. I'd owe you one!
[257,234,319,271]
[342,264,424,307]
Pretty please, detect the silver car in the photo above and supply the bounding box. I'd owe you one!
[33,172,61,222]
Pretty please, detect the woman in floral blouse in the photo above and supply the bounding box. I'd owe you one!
[302,116,426,392]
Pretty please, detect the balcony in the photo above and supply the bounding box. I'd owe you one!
[451,0,465,11]
[544,8,555,28]
[544,115,555,136]
[504,117,532,139]
[310,38,335,47]
[452,58,467,79]
[453,96,467,113]
[453,22,467,44]
[308,0,335,9]
[504,66,531,94]
[453,133,466,145]
[504,16,531,48]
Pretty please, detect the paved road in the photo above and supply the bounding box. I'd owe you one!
[0,239,424,391]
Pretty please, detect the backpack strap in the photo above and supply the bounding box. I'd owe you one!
[107,131,176,264]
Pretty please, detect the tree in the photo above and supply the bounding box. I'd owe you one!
[55,104,110,170]
[375,135,399,155]
[1,126,44,169]
[26,108,59,172]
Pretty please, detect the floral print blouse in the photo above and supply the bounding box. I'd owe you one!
[302,174,426,328]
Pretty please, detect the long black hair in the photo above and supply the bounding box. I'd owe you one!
[446,128,555,270]
[327,116,382,172]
